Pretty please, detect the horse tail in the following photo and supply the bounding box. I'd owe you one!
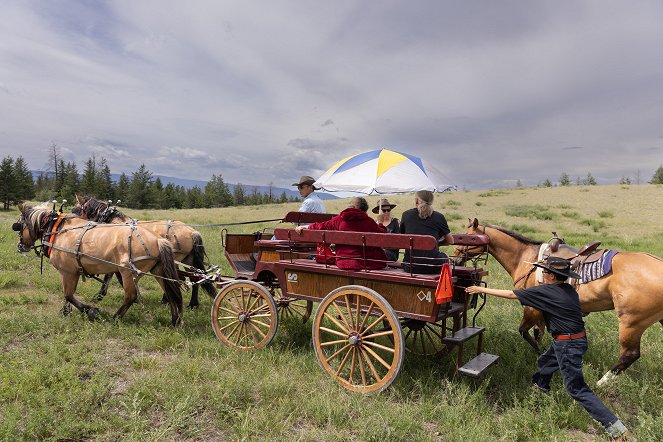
[192,232,217,298]
[154,238,183,315]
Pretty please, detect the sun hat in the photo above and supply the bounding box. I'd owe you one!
[371,198,397,214]
[533,256,581,279]
[292,175,319,189]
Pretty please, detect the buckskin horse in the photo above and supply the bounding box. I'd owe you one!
[13,204,183,326]
[456,218,663,386]
[74,195,217,309]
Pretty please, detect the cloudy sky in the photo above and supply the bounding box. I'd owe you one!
[1,1,662,189]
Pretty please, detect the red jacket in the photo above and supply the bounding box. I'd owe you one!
[308,207,387,270]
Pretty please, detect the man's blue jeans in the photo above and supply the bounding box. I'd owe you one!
[532,337,618,429]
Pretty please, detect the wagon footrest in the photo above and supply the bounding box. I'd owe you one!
[458,352,499,378]
[443,326,485,344]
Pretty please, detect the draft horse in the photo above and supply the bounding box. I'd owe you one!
[457,218,663,385]
[74,195,217,308]
[14,204,183,326]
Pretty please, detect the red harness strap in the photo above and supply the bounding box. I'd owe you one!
[43,214,64,257]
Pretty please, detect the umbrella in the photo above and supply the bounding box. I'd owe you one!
[315,148,454,194]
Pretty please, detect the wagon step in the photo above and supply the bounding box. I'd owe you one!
[443,326,485,344]
[458,352,499,378]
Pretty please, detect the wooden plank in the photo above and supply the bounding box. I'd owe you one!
[282,211,335,224]
[273,228,437,250]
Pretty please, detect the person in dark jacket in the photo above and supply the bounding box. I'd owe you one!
[465,257,632,441]
[295,197,387,270]
[399,190,453,273]
[373,198,399,261]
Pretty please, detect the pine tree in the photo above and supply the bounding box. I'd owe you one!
[542,179,553,187]
[127,164,153,209]
[97,158,113,200]
[559,172,570,186]
[233,183,246,206]
[0,157,16,210]
[650,165,663,184]
[582,173,597,185]
[14,156,35,202]
[115,173,130,205]
[80,156,97,196]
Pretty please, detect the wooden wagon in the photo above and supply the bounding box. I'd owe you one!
[212,212,498,393]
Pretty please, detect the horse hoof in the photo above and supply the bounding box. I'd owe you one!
[86,308,100,321]
[61,302,73,316]
[597,371,617,387]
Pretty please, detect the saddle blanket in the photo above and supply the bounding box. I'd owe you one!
[536,244,618,284]
[578,249,619,283]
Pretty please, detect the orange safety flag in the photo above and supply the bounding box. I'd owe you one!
[435,263,454,304]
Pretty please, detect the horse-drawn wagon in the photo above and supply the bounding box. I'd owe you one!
[212,211,499,393]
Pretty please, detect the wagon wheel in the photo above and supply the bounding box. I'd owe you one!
[312,285,404,393]
[211,281,278,350]
[270,286,313,323]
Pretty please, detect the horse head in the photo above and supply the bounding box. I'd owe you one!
[453,218,488,261]
[13,203,42,253]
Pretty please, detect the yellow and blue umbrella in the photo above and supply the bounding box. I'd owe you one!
[315,148,452,194]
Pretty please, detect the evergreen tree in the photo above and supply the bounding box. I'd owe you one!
[204,174,233,207]
[233,183,246,206]
[185,186,204,208]
[115,173,130,205]
[149,177,164,209]
[542,179,553,187]
[619,176,632,185]
[127,164,153,209]
[14,156,35,202]
[650,165,663,184]
[60,161,80,200]
[80,156,97,196]
[582,172,597,185]
[0,157,16,210]
[279,191,288,203]
[97,158,113,199]
[559,172,570,186]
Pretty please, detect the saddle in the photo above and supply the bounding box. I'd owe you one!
[538,232,606,283]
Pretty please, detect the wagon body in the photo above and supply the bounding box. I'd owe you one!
[213,212,498,392]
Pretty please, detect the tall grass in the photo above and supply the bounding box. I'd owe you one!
[1,185,662,440]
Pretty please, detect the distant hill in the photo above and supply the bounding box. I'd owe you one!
[30,171,338,200]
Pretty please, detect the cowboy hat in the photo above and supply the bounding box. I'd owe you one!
[533,256,581,279]
[371,198,397,214]
[292,175,319,189]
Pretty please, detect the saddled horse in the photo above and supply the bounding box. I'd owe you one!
[73,195,216,309]
[456,218,663,385]
[13,204,183,325]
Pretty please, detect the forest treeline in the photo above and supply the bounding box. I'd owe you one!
[0,154,300,210]
[2,152,663,211]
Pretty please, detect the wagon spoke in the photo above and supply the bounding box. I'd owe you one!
[320,338,348,347]
[363,313,387,335]
[349,348,357,381]
[248,320,267,339]
[344,294,355,329]
[359,347,382,382]
[216,315,239,321]
[251,318,272,329]
[335,346,353,375]
[233,323,245,346]
[246,291,262,312]
[363,344,392,371]
[363,340,396,354]
[362,330,395,340]
[319,326,350,339]
[322,311,349,334]
[219,306,239,315]
[333,301,353,332]
[218,319,240,333]
[358,302,375,332]
[325,343,352,364]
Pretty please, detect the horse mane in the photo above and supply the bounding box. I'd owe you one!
[81,197,129,222]
[22,205,48,238]
[485,224,543,246]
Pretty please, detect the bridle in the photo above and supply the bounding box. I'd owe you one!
[454,224,489,265]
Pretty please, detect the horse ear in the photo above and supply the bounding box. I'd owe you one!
[472,218,479,229]
[18,203,24,212]
[75,194,84,205]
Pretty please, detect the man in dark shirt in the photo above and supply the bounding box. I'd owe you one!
[465,256,632,441]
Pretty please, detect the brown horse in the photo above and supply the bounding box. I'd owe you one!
[13,204,183,325]
[74,195,216,308]
[456,218,663,386]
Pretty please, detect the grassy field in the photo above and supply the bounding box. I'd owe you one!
[1,184,662,441]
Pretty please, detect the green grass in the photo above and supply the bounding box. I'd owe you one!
[2,185,663,440]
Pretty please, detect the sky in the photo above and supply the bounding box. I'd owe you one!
[1,1,663,190]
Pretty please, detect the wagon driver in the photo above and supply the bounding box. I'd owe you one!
[293,175,325,214]
[465,256,632,441]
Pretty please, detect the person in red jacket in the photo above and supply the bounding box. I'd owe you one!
[295,197,387,270]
